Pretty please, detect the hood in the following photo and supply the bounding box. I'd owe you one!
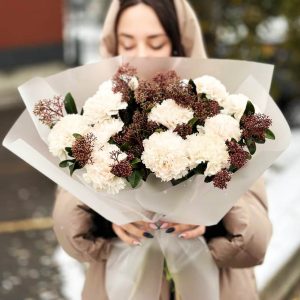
[99,0,207,58]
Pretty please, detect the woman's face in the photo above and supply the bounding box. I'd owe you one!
[117,3,172,58]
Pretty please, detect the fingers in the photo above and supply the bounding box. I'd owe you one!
[162,222,206,239]
[165,223,198,235]
[112,221,205,246]
[178,225,206,240]
[112,222,156,246]
[112,223,141,246]
[122,223,149,239]
[134,221,158,232]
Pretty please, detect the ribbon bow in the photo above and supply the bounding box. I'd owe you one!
[105,231,219,300]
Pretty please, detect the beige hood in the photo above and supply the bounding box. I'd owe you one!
[100,0,207,58]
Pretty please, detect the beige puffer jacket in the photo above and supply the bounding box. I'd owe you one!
[52,1,272,299]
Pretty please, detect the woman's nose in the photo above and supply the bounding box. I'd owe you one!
[136,43,149,57]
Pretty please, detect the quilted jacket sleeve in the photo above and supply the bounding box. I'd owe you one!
[207,177,272,268]
[52,187,113,263]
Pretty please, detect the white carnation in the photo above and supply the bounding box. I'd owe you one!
[204,114,241,141]
[148,99,194,130]
[222,94,249,121]
[48,114,90,159]
[91,118,124,146]
[193,75,228,104]
[83,80,127,125]
[128,76,139,90]
[142,130,189,181]
[223,93,261,121]
[186,133,230,176]
[83,144,127,194]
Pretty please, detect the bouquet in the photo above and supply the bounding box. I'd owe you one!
[33,63,275,196]
[3,57,290,226]
[2,57,291,300]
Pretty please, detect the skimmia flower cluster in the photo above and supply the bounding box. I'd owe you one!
[33,96,64,127]
[33,63,275,194]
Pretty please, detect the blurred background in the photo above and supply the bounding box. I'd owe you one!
[0,0,299,299]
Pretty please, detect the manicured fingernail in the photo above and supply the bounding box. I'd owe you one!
[166,227,175,233]
[178,233,186,239]
[133,240,142,246]
[149,223,158,230]
[143,232,154,238]
[160,223,169,229]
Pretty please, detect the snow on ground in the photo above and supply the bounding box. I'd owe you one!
[255,129,300,290]
[53,247,85,300]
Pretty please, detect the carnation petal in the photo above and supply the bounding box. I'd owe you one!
[148,99,194,130]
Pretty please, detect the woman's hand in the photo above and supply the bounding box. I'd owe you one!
[161,222,206,240]
[112,221,206,245]
[112,221,157,246]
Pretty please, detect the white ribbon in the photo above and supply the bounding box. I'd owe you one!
[105,231,219,300]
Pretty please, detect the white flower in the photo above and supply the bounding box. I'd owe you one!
[91,118,124,146]
[128,76,139,90]
[193,75,228,104]
[83,144,127,194]
[223,93,260,121]
[119,74,139,90]
[180,79,189,87]
[222,94,249,121]
[204,114,241,141]
[83,80,127,125]
[148,99,194,130]
[142,130,189,181]
[48,114,90,159]
[186,133,230,176]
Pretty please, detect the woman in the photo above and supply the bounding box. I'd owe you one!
[53,1,272,299]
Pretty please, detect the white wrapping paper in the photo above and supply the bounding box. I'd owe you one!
[3,57,291,225]
[2,57,291,300]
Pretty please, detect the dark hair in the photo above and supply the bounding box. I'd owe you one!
[115,0,186,57]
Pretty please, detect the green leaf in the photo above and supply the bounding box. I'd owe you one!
[140,167,150,181]
[264,129,275,140]
[69,163,76,176]
[73,133,82,139]
[171,170,195,186]
[253,137,265,144]
[119,98,137,125]
[188,117,198,127]
[80,108,84,115]
[108,138,115,145]
[188,79,197,95]
[120,142,129,151]
[194,162,207,174]
[155,128,164,133]
[59,160,71,168]
[198,93,208,100]
[131,158,141,167]
[243,100,255,116]
[228,165,238,173]
[204,176,214,183]
[245,138,256,155]
[69,161,83,176]
[171,162,207,186]
[128,170,142,188]
[65,147,73,157]
[64,93,78,114]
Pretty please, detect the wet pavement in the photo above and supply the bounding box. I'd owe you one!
[0,105,64,300]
